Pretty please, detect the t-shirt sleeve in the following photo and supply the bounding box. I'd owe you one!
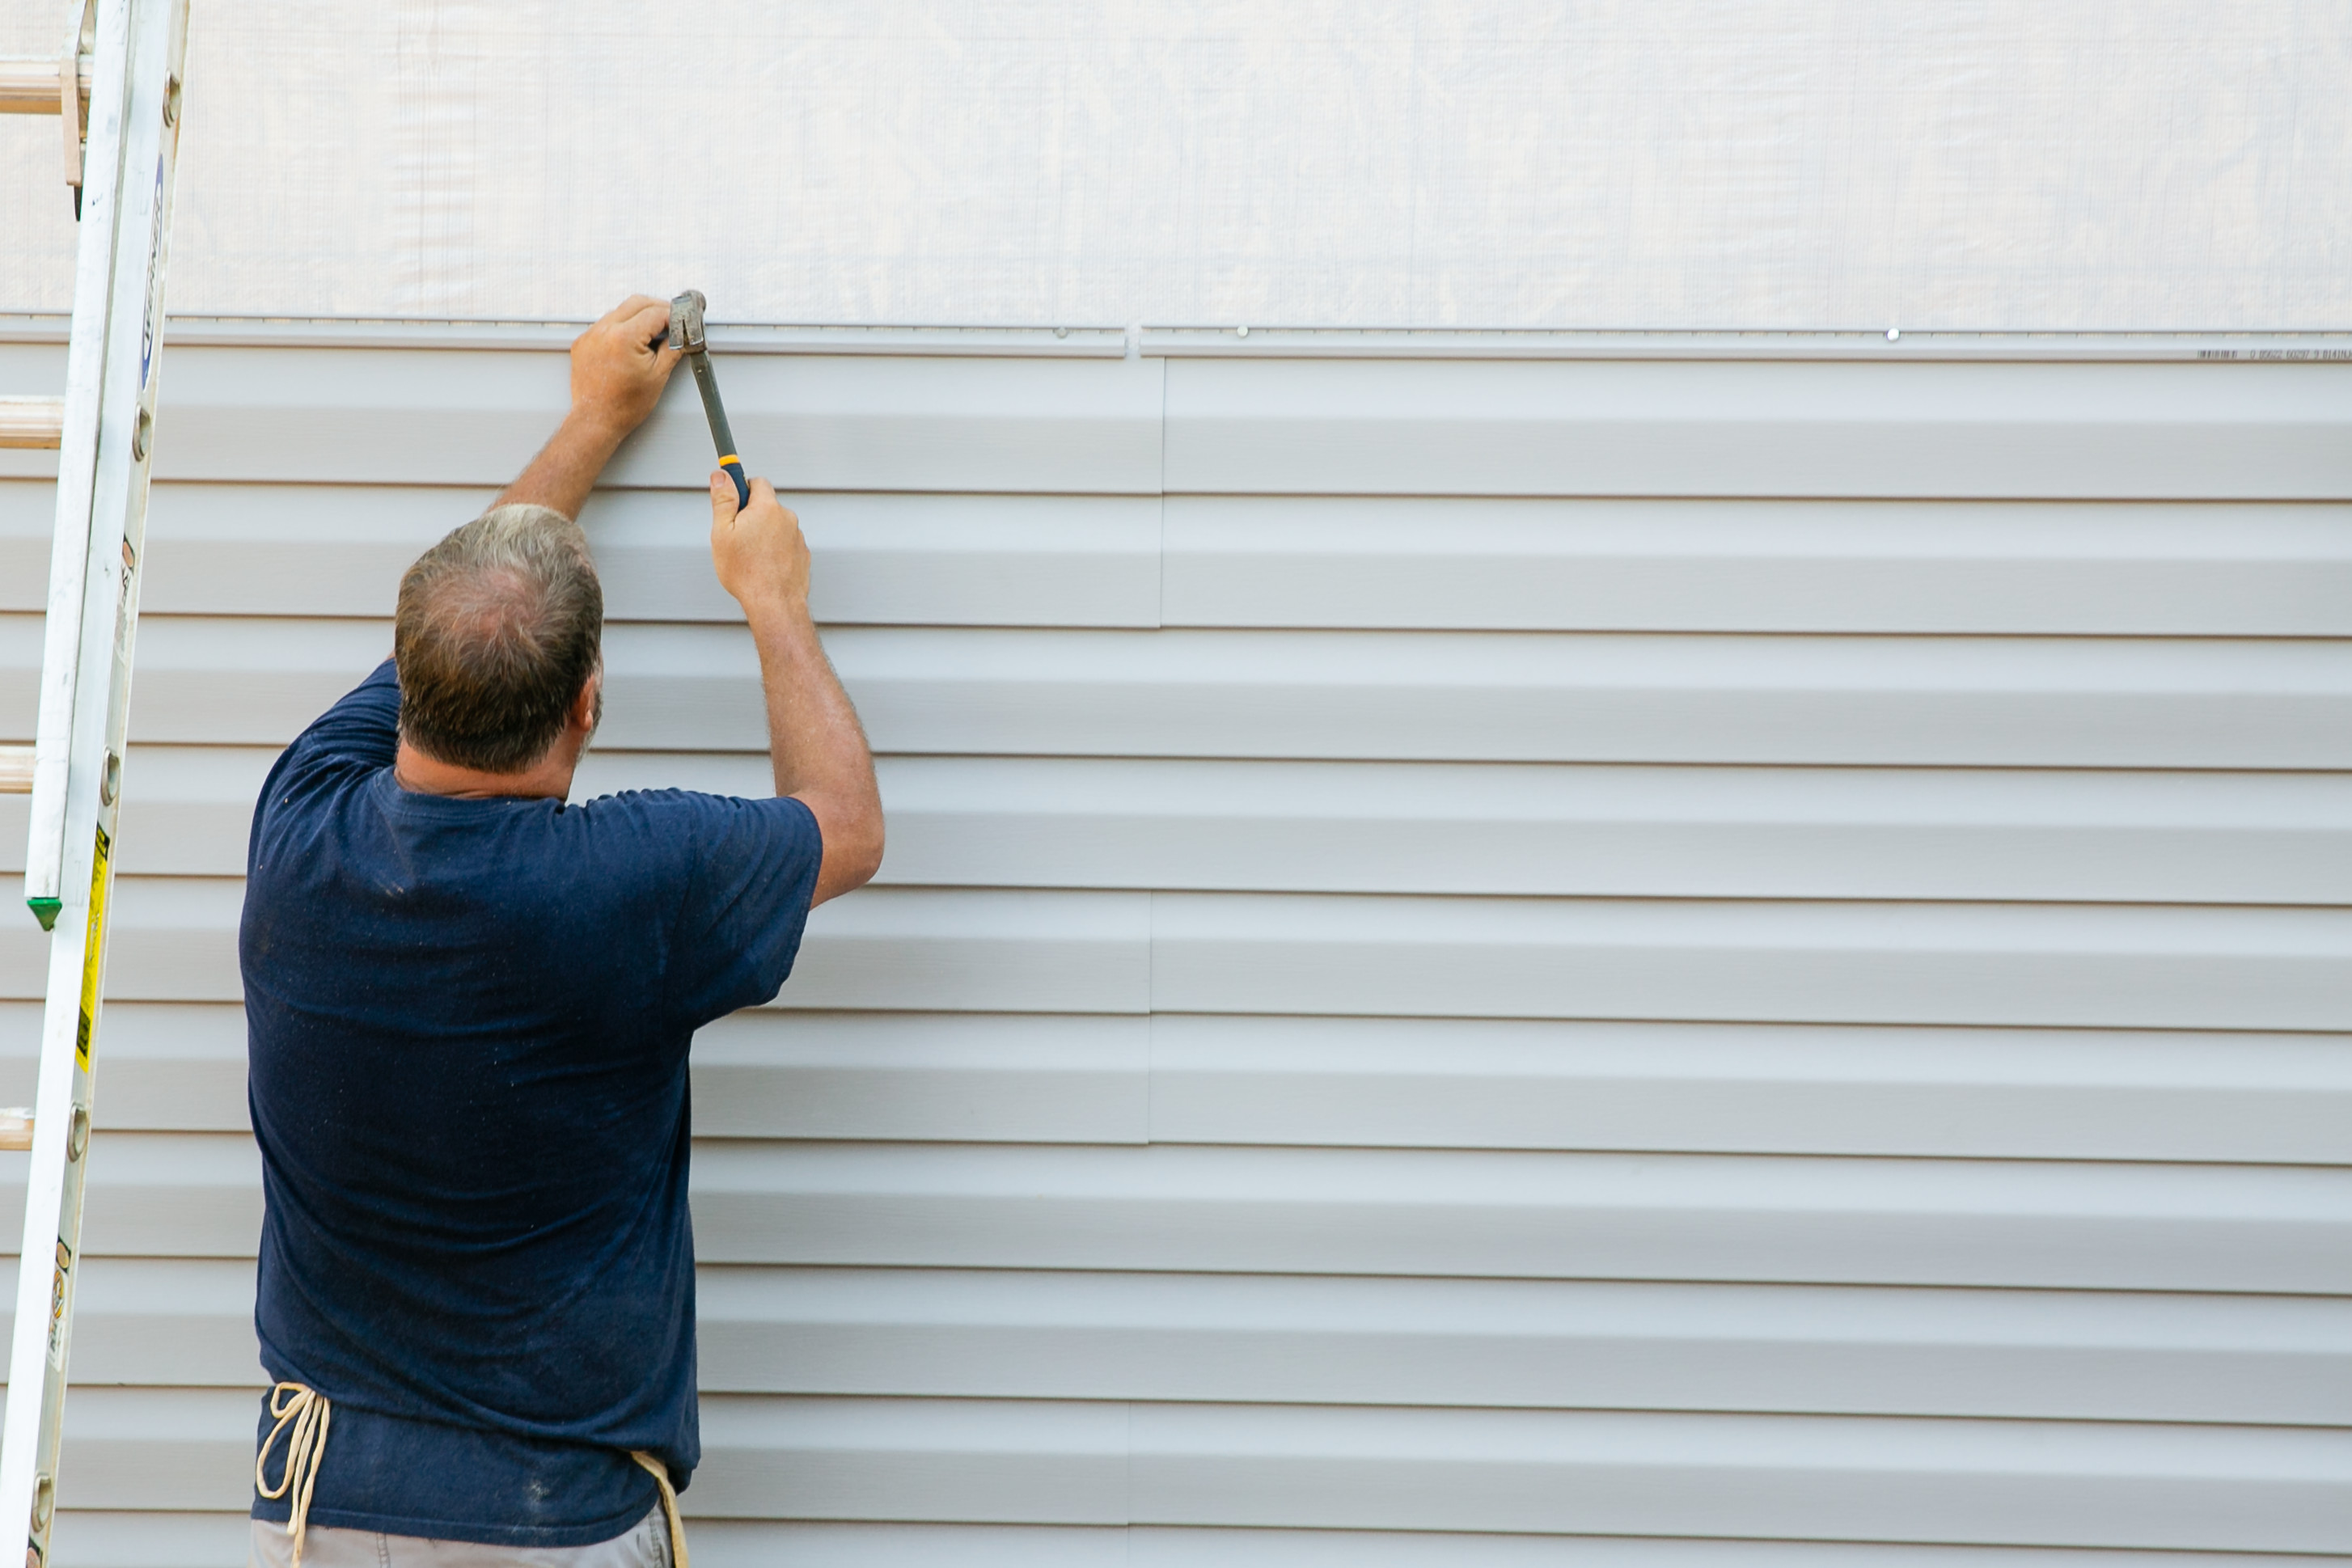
[248,660,401,873]
[657,792,827,1027]
[291,659,402,767]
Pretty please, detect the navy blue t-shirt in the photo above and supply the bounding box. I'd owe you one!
[242,661,822,1546]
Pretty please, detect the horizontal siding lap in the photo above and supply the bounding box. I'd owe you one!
[9,1004,2350,1164]
[687,1521,1126,1568]
[585,492,1165,628]
[4,1134,263,1257]
[1161,496,2352,634]
[852,757,2352,904]
[1137,1013,2352,1164]
[7,1260,2350,1423]
[61,1388,2306,1549]
[688,1266,2352,1427]
[679,1522,2352,1568]
[692,1395,2352,1552]
[0,882,1160,1016]
[0,345,1170,493]
[0,877,248,1004]
[0,1259,264,1385]
[25,750,2352,907]
[582,754,2352,905]
[24,482,2352,636]
[823,628,2352,768]
[9,1132,2352,1289]
[16,349,2352,500]
[24,616,2352,767]
[32,1515,2352,1568]
[1161,358,2352,500]
[22,880,2352,1033]
[777,890,1153,1015]
[1123,1401,2352,1549]
[48,1514,260,1568]
[692,1012,1151,1144]
[1,483,1164,627]
[689,1142,2352,1291]
[0,1003,248,1133]
[40,1388,258,1511]
[1149,891,2352,1031]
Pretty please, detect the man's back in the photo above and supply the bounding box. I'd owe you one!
[243,662,822,1544]
[239,299,882,1566]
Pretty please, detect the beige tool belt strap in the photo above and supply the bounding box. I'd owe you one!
[630,1451,689,1567]
[256,1381,332,1568]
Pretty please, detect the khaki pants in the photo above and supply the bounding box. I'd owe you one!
[250,1506,669,1568]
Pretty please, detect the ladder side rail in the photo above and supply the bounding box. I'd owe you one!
[3,0,129,1494]
[20,0,127,932]
[0,0,128,1530]
[0,1,187,1561]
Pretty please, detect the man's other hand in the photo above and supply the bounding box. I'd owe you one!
[570,295,681,440]
[710,474,811,617]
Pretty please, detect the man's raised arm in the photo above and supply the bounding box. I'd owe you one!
[495,295,682,518]
[709,473,886,907]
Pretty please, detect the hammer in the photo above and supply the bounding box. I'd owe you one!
[667,290,750,509]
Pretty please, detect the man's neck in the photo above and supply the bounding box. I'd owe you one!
[394,738,577,801]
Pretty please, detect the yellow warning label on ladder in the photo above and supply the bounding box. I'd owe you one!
[76,823,108,1070]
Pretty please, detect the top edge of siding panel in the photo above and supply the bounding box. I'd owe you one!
[0,315,1134,357]
[1140,327,2352,366]
[13,315,2352,363]
[11,346,1168,493]
[1161,360,2352,500]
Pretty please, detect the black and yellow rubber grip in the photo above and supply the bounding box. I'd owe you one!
[687,345,751,509]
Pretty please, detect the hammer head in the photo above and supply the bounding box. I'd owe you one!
[668,290,709,355]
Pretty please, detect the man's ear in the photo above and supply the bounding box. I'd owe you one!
[572,669,603,732]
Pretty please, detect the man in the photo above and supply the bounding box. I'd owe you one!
[239,296,884,1566]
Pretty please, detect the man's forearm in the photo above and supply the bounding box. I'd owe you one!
[492,412,628,519]
[746,594,874,797]
[495,298,680,518]
[743,595,884,898]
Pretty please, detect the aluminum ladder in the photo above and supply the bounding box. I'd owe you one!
[0,0,189,1558]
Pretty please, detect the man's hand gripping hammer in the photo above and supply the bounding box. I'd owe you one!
[668,290,749,508]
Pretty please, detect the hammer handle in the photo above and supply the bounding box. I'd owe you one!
[687,351,751,508]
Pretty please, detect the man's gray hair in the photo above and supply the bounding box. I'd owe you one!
[394,504,604,774]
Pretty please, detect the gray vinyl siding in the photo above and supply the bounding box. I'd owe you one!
[2,327,2350,1563]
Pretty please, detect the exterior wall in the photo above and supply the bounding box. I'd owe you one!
[2,324,2351,1563]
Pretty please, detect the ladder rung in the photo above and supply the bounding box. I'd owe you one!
[0,56,91,115]
[0,396,65,450]
[0,1111,31,1152]
[0,746,29,794]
